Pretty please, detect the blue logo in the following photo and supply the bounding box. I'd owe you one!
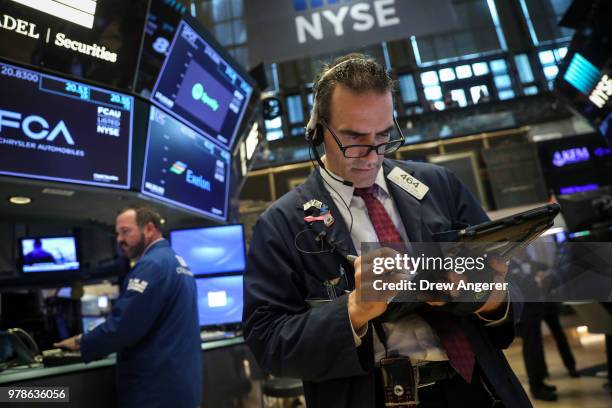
[293,0,348,12]
[552,147,590,167]
[564,53,601,94]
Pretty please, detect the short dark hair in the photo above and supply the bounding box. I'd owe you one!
[308,53,395,128]
[118,205,162,231]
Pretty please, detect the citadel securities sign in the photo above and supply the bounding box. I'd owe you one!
[0,0,148,90]
[246,0,458,64]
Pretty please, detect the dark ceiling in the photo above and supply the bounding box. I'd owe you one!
[0,176,217,231]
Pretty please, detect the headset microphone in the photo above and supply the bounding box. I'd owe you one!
[306,125,354,187]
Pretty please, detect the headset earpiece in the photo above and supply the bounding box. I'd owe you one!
[311,124,324,147]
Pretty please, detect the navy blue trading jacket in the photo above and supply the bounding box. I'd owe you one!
[243,159,531,408]
[81,239,202,408]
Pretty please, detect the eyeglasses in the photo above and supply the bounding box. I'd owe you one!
[320,117,405,158]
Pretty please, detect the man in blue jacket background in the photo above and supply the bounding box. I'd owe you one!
[56,206,202,408]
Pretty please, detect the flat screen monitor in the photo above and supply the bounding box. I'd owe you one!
[554,1,612,147]
[134,0,185,97]
[195,274,243,328]
[141,106,230,221]
[19,236,79,273]
[0,0,148,90]
[82,316,106,334]
[170,224,246,276]
[0,61,133,188]
[151,19,254,149]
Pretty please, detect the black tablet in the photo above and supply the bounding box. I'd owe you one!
[455,203,561,259]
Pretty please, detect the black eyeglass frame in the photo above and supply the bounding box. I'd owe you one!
[318,117,406,158]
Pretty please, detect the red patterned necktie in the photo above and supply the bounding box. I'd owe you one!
[353,185,402,243]
[353,185,475,383]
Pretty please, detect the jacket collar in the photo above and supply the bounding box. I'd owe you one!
[296,160,425,254]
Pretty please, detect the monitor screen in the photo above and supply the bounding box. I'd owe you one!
[82,316,106,334]
[142,106,230,221]
[170,225,246,276]
[151,20,254,149]
[554,1,612,147]
[0,0,148,90]
[20,236,79,273]
[0,61,133,188]
[537,133,612,195]
[134,0,185,97]
[195,275,243,328]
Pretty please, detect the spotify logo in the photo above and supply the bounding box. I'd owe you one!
[191,83,220,112]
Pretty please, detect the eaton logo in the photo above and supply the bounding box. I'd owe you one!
[293,0,350,12]
[564,53,601,95]
[169,161,187,175]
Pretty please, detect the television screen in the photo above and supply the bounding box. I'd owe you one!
[170,225,246,276]
[0,61,133,188]
[134,0,185,97]
[151,19,254,149]
[20,236,79,273]
[0,0,148,90]
[195,275,243,328]
[537,133,612,195]
[141,106,230,221]
[82,316,106,334]
[554,1,612,147]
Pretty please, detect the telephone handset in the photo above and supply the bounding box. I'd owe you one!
[7,328,41,365]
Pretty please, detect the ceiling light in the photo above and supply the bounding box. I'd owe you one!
[9,196,31,205]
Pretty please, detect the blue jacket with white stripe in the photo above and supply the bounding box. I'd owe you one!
[81,239,202,408]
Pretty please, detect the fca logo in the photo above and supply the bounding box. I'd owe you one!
[0,109,75,145]
[293,0,350,11]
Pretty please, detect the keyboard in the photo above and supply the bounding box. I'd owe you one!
[200,330,237,342]
[42,349,83,367]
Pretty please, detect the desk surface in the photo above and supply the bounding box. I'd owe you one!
[0,337,244,385]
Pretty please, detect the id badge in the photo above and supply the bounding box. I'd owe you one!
[379,356,418,407]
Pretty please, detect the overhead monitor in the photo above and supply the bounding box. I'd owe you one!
[141,106,230,221]
[554,0,612,147]
[19,236,80,273]
[0,0,148,90]
[170,224,246,276]
[151,19,254,149]
[134,0,185,97]
[195,274,243,328]
[0,61,133,188]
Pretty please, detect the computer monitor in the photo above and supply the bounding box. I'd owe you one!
[19,236,80,273]
[141,106,231,221]
[195,275,243,329]
[554,1,612,147]
[0,61,134,189]
[170,225,246,276]
[82,316,106,334]
[151,19,255,149]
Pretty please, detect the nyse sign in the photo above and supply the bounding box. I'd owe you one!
[296,0,400,44]
[246,0,457,64]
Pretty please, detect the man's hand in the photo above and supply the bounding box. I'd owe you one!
[426,255,509,315]
[348,247,403,331]
[475,256,509,315]
[53,334,82,351]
